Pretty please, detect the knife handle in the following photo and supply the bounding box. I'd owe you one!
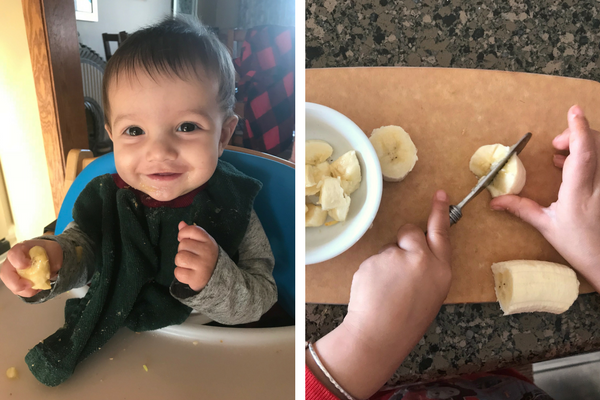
[424,205,462,236]
[449,205,462,226]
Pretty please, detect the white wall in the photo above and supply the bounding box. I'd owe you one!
[76,0,172,60]
[0,0,56,242]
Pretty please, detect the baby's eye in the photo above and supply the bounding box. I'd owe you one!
[177,123,199,132]
[124,126,144,136]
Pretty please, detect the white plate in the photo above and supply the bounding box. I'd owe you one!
[305,103,383,265]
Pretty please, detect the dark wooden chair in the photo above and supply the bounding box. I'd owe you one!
[101,31,129,61]
[226,29,246,59]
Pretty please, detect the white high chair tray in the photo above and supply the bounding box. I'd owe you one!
[0,284,294,399]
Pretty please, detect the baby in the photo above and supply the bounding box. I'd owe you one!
[0,17,277,386]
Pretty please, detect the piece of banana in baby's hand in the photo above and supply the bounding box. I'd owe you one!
[17,246,51,290]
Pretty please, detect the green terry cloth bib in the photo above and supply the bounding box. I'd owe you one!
[25,160,261,387]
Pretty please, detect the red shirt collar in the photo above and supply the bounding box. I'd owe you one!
[111,174,206,208]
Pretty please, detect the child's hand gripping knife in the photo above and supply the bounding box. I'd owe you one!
[491,105,600,292]
[0,240,63,298]
[307,190,453,400]
[174,222,219,291]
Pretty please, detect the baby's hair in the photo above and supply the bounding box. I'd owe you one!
[101,16,235,129]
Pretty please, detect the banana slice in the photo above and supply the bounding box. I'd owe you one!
[306,140,333,165]
[369,125,418,182]
[318,177,347,211]
[17,246,51,290]
[328,195,351,221]
[491,260,580,316]
[469,144,526,198]
[305,204,328,227]
[330,151,361,195]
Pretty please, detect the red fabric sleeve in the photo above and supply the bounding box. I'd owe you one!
[306,365,341,400]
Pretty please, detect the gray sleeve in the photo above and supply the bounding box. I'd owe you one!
[20,222,96,304]
[170,210,278,325]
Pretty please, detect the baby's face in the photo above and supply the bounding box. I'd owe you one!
[105,69,236,201]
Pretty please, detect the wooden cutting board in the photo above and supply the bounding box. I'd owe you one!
[306,67,599,305]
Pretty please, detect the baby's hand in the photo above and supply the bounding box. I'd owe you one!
[174,222,219,292]
[0,240,63,297]
[491,105,600,292]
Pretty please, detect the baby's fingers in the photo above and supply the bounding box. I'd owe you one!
[553,127,570,151]
[6,243,32,270]
[0,259,39,297]
[490,195,551,235]
[177,221,214,244]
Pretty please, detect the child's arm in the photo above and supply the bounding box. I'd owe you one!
[490,105,600,292]
[170,210,277,325]
[306,190,452,400]
[0,223,96,303]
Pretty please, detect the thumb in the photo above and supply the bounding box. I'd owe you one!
[426,190,452,262]
[564,105,596,196]
[490,195,551,234]
[178,221,188,231]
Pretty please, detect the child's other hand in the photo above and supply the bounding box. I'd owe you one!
[0,240,63,298]
[344,189,452,360]
[310,190,452,400]
[174,222,219,292]
[491,105,600,292]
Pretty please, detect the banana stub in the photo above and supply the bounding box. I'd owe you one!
[469,144,526,198]
[17,246,52,290]
[491,260,580,316]
[369,125,418,182]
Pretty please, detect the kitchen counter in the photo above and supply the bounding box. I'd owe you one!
[306,0,600,384]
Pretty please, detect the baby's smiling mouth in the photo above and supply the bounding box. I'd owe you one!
[146,172,183,181]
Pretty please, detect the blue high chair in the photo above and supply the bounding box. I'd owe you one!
[56,147,295,317]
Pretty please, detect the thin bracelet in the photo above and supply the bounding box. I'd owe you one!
[307,342,357,400]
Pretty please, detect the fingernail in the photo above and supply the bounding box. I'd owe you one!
[490,204,503,211]
[436,190,448,202]
[570,105,583,118]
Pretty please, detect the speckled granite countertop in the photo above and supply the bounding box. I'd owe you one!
[306,0,600,385]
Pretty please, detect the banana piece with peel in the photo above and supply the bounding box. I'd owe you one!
[369,125,418,182]
[17,246,52,290]
[491,260,580,316]
[470,144,526,197]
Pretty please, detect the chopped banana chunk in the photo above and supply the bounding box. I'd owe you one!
[17,246,51,290]
[6,367,18,379]
[328,194,351,221]
[305,204,328,227]
[318,177,347,211]
[330,151,361,195]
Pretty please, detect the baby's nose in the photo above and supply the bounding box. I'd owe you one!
[146,135,178,161]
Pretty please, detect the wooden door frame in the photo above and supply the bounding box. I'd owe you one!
[22,0,88,215]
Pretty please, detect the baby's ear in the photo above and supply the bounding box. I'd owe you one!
[105,124,114,140]
[218,115,239,156]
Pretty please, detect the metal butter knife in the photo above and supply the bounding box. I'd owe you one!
[448,132,532,226]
